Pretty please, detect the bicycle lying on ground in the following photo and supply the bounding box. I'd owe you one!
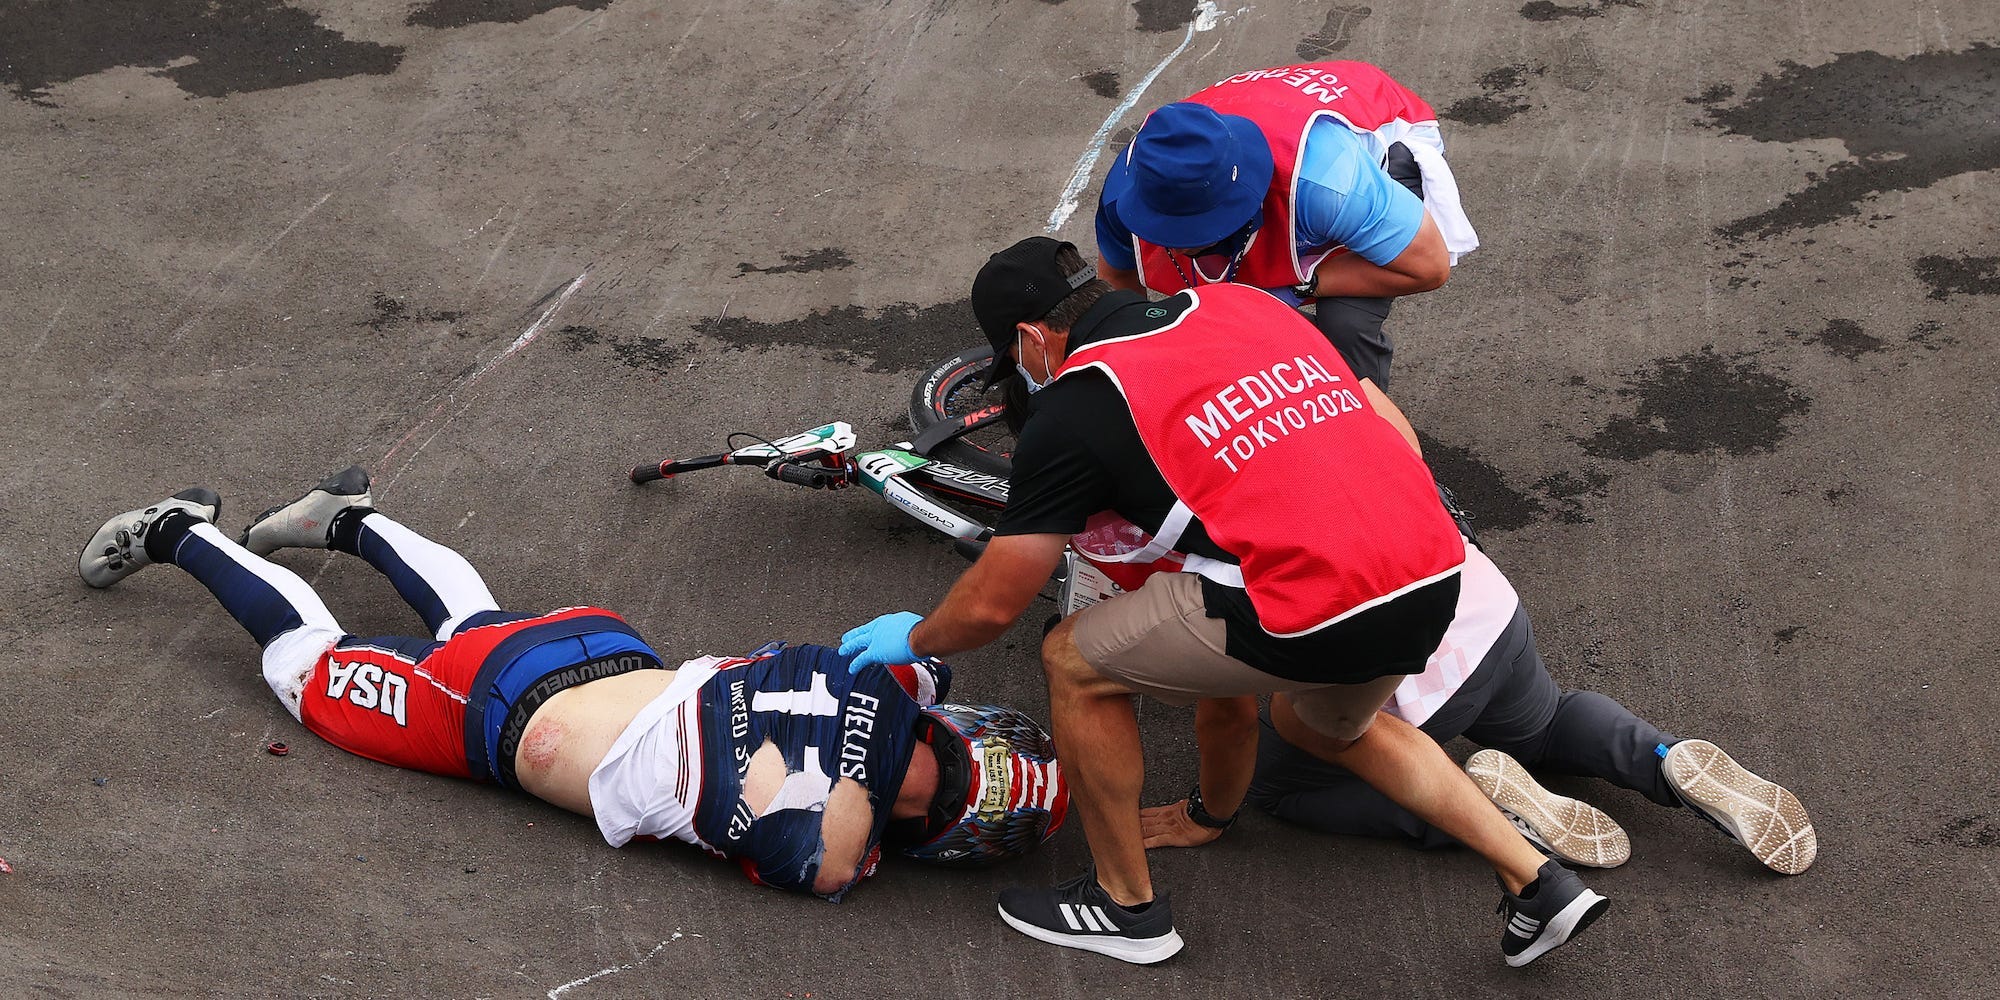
[627,345,1132,615]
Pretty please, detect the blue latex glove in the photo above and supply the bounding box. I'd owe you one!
[839,612,924,674]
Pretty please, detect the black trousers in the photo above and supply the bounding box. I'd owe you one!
[1247,607,1682,848]
[1311,295,1396,388]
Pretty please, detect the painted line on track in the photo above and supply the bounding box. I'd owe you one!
[377,269,589,492]
[1043,2,1243,234]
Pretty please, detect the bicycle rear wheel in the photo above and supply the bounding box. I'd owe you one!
[908,345,1015,478]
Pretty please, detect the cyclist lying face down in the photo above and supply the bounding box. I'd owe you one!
[77,467,1067,899]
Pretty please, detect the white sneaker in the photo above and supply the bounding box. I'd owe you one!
[1467,748,1630,869]
[1663,739,1817,874]
[241,465,372,555]
[78,488,221,588]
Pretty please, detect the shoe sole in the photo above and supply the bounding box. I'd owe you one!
[1467,749,1631,869]
[1505,889,1610,968]
[997,904,1185,964]
[1663,739,1817,875]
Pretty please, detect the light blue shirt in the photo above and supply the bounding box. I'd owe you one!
[1097,117,1424,274]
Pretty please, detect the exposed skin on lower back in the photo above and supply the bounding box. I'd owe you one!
[515,668,678,815]
[511,666,941,881]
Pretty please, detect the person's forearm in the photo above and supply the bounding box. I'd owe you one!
[1311,211,1450,298]
[1193,696,1261,816]
[906,534,1068,658]
[1310,251,1441,298]
[908,586,1015,658]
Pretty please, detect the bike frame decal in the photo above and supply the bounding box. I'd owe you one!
[852,448,931,492]
[729,423,858,461]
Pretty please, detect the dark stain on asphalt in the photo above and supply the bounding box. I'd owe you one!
[1687,83,1733,105]
[1415,434,1547,533]
[1913,254,2000,300]
[1905,320,1956,353]
[1791,319,1885,360]
[407,0,611,28]
[706,301,976,373]
[0,1,402,104]
[737,249,855,276]
[1520,0,1641,22]
[1772,625,1804,651]
[1701,44,2000,239]
[1442,65,1536,126]
[1296,6,1371,60]
[1132,0,1194,32]
[1530,468,1612,524]
[1580,348,1811,459]
[1916,815,2000,849]
[557,324,691,375]
[360,293,466,331]
[1082,70,1121,99]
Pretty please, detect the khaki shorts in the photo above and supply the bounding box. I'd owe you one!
[1070,571,1406,742]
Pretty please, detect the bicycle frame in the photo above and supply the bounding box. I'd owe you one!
[629,420,1119,616]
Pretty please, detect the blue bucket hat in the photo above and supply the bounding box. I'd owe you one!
[1108,102,1275,251]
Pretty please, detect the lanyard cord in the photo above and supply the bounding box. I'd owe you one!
[1169,244,1248,291]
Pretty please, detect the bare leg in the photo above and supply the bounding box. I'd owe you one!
[1272,695,1546,893]
[1043,617,1152,906]
[1194,696,1259,814]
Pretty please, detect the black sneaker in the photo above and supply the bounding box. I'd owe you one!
[996,867,1185,964]
[1497,859,1610,967]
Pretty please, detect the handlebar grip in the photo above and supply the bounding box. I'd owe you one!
[952,536,988,561]
[770,463,834,489]
[630,463,670,485]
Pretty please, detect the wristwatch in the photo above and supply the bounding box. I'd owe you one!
[1185,782,1239,830]
[1293,269,1320,300]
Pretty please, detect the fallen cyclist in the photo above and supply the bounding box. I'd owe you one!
[77,467,1066,899]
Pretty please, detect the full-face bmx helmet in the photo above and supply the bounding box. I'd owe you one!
[891,703,1068,866]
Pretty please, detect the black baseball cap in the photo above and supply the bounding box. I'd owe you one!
[971,237,1095,387]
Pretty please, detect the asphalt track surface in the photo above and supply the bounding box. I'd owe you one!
[3,2,1997,997]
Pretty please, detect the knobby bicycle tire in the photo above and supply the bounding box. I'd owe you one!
[907,345,1015,478]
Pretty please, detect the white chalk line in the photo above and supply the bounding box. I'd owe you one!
[377,270,589,493]
[28,296,70,357]
[547,933,682,999]
[1043,2,1238,234]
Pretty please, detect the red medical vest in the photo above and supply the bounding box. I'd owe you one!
[1135,62,1437,295]
[1057,285,1462,637]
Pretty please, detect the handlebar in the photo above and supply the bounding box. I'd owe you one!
[766,461,850,490]
[630,454,728,484]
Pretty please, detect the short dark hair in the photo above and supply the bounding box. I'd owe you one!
[1038,242,1112,333]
